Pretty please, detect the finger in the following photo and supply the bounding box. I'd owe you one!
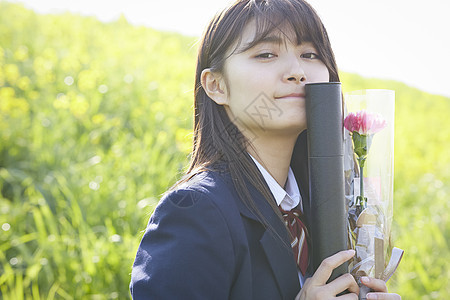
[326,273,359,295]
[311,250,355,285]
[360,277,388,293]
[366,292,401,300]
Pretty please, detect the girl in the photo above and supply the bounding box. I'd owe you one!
[131,0,401,299]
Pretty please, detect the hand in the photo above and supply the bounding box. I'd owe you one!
[361,277,401,300]
[295,250,359,300]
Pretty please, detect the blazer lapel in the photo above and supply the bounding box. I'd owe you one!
[260,228,301,299]
[234,178,300,300]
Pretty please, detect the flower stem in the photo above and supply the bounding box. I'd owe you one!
[360,164,365,208]
[356,156,367,214]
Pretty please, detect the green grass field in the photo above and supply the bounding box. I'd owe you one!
[1,2,449,299]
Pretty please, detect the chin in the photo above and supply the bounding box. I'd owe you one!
[272,120,306,136]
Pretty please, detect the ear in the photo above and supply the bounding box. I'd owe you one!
[200,68,229,106]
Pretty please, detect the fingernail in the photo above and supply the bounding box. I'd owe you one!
[360,276,369,283]
[367,293,377,300]
[347,249,355,255]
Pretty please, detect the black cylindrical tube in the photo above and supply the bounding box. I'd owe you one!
[305,82,348,282]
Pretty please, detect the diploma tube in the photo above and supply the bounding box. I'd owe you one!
[305,82,348,282]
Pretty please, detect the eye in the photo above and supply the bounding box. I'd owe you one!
[301,52,320,60]
[255,52,277,59]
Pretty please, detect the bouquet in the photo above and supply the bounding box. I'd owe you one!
[343,90,404,299]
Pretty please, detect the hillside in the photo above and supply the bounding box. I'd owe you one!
[1,2,449,298]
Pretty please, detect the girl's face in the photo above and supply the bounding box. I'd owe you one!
[222,21,330,138]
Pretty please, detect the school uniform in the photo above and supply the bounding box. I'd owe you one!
[130,140,311,299]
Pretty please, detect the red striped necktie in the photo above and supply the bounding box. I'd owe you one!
[279,206,309,276]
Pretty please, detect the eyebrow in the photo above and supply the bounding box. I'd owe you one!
[239,35,285,52]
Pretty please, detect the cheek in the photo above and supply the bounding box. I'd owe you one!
[308,64,330,83]
[227,71,269,104]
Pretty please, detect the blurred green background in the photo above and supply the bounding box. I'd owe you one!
[1,2,449,299]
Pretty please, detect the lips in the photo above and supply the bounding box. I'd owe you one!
[275,93,305,99]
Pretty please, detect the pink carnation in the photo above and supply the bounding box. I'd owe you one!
[344,110,387,134]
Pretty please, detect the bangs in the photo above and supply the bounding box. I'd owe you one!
[234,0,329,53]
[202,0,338,81]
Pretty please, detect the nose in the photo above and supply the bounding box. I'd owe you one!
[283,55,306,83]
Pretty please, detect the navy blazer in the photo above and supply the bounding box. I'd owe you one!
[130,165,312,299]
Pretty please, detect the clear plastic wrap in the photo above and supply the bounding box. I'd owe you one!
[343,90,404,299]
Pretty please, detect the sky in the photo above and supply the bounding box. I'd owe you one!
[10,0,450,97]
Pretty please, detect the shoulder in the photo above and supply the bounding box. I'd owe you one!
[157,170,236,212]
[147,170,239,238]
[147,170,243,240]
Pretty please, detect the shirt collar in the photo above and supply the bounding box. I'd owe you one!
[249,154,302,211]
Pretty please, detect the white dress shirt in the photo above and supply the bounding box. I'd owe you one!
[249,154,306,287]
